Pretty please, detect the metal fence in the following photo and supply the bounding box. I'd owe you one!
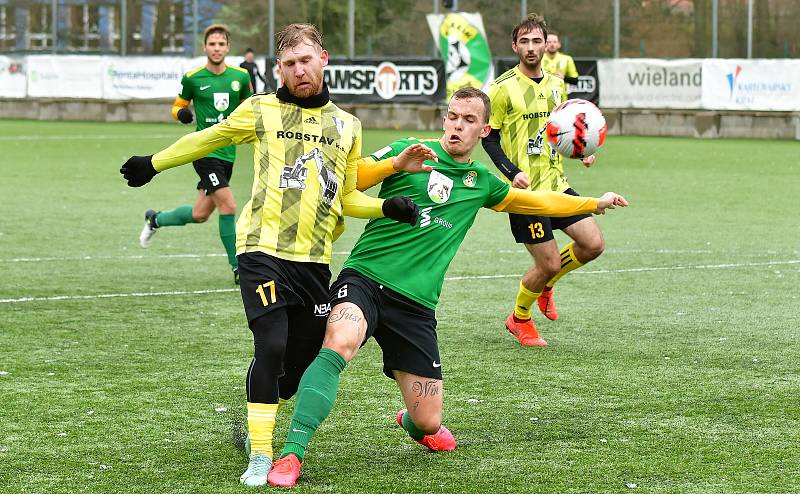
[1,0,797,59]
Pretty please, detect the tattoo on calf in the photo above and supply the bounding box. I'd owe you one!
[328,306,362,324]
[412,380,440,397]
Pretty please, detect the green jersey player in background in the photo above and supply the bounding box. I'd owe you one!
[138,24,253,284]
[266,88,628,488]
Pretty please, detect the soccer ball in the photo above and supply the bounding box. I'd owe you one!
[545,99,607,159]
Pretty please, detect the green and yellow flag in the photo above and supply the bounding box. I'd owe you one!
[427,12,494,98]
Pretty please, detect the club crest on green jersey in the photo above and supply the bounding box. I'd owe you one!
[231,80,241,92]
[214,93,230,111]
[427,170,453,204]
[462,170,477,187]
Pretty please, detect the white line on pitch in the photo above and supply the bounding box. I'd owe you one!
[1,259,797,304]
[0,134,179,141]
[0,252,354,263]
[443,259,800,281]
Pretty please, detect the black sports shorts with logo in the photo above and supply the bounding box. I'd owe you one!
[329,268,442,381]
[194,156,233,194]
[508,187,592,244]
[238,251,332,398]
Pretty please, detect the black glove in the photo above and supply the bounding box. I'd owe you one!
[177,107,194,124]
[120,155,158,187]
[382,196,419,226]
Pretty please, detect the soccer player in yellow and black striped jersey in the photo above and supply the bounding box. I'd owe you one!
[120,23,433,487]
[482,14,606,348]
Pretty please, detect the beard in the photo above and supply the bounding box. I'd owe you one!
[288,78,322,98]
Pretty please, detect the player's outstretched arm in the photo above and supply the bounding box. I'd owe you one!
[120,127,234,187]
[594,192,628,214]
[491,189,628,217]
[356,144,437,191]
[341,190,418,225]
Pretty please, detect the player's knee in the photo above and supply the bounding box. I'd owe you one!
[192,211,210,223]
[541,259,561,279]
[581,238,605,261]
[322,334,359,362]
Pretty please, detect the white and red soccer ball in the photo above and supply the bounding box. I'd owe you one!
[545,99,607,159]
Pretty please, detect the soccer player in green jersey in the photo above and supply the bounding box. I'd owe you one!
[482,14,604,347]
[542,30,579,85]
[138,24,253,285]
[266,87,628,488]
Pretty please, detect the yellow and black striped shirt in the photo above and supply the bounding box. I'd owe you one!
[153,92,381,264]
[488,65,569,192]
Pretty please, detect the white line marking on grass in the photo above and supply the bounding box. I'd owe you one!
[1,252,353,263]
[0,134,179,141]
[2,259,797,304]
[443,259,800,281]
[0,288,237,303]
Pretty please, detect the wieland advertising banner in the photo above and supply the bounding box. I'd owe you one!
[426,12,493,97]
[494,58,599,104]
[103,57,185,99]
[598,59,702,109]
[266,58,445,104]
[702,59,800,111]
[27,55,104,98]
[0,56,26,98]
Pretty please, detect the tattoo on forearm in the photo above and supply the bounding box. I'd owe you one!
[328,307,362,324]
[411,380,440,397]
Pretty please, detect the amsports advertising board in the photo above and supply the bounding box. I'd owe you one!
[266,58,446,104]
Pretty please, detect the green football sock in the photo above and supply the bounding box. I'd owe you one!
[280,348,347,462]
[218,214,238,269]
[154,205,196,227]
[401,411,426,440]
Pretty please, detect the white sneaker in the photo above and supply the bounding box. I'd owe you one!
[240,453,272,487]
[139,209,158,248]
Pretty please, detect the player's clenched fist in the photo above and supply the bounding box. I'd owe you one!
[594,192,629,215]
[382,196,419,225]
[177,107,194,125]
[120,155,158,187]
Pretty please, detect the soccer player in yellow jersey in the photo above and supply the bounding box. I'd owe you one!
[482,14,604,347]
[121,23,434,487]
[542,30,579,85]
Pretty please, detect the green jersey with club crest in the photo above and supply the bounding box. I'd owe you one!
[178,64,252,162]
[343,138,510,309]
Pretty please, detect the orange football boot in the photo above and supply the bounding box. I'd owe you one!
[267,453,302,488]
[396,409,457,451]
[505,313,548,347]
[537,287,558,320]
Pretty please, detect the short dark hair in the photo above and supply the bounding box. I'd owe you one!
[451,87,491,124]
[245,47,255,54]
[512,13,548,43]
[204,24,230,44]
[547,30,559,38]
[276,23,324,56]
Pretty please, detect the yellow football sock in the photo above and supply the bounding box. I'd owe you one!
[514,282,541,320]
[546,242,584,288]
[247,402,279,458]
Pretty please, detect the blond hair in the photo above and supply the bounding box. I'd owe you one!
[276,23,323,56]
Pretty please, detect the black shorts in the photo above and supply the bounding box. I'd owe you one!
[508,188,592,244]
[194,157,233,194]
[330,268,442,380]
[238,251,333,399]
